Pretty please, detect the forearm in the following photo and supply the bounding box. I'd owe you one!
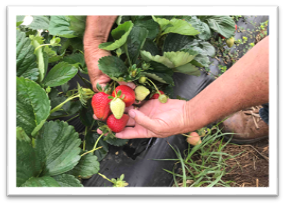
[83,16,117,90]
[84,15,117,45]
[184,36,269,131]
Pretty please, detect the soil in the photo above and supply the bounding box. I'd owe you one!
[222,137,269,187]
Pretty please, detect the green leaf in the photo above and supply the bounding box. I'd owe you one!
[16,127,31,142]
[184,16,211,40]
[134,18,160,39]
[17,77,50,136]
[98,56,128,78]
[99,21,134,50]
[52,174,83,187]
[152,16,171,31]
[164,51,198,68]
[127,26,149,64]
[191,54,211,68]
[48,16,77,38]
[43,62,78,87]
[67,16,86,37]
[105,137,128,147]
[35,121,81,176]
[62,53,85,68]
[67,153,100,179]
[28,16,50,30]
[153,17,200,36]
[142,39,160,56]
[163,33,194,52]
[143,61,174,85]
[140,50,173,68]
[21,176,60,187]
[16,15,25,26]
[16,30,39,81]
[203,16,235,39]
[182,40,215,57]
[163,18,200,36]
[174,63,201,76]
[17,139,41,187]
[198,42,215,57]
[79,101,94,127]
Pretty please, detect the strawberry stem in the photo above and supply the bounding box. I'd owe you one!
[50,94,80,114]
[80,146,103,157]
[98,173,113,183]
[147,79,161,95]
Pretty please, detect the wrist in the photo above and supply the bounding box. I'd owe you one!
[182,98,207,133]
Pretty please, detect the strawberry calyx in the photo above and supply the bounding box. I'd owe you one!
[99,125,116,141]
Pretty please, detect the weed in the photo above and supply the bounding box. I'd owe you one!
[157,124,243,187]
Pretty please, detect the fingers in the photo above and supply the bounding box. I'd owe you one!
[128,109,156,130]
[115,127,151,139]
[118,81,136,89]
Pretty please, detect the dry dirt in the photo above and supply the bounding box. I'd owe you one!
[222,137,269,187]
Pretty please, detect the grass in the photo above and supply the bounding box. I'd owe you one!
[157,124,244,187]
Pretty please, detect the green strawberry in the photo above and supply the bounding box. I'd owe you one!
[135,86,150,101]
[158,94,168,103]
[138,76,147,84]
[110,97,125,119]
[226,37,235,48]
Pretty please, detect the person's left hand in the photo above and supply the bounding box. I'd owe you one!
[97,99,193,139]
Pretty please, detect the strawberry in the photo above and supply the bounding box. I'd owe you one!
[110,97,125,119]
[226,37,235,48]
[150,90,164,99]
[135,86,150,101]
[91,92,112,121]
[107,114,129,133]
[219,34,225,39]
[112,85,135,107]
[235,24,238,31]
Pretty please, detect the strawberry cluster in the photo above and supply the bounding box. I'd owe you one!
[91,84,168,134]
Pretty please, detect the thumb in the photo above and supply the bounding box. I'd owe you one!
[128,109,155,130]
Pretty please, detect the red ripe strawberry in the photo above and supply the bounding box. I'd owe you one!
[150,90,164,99]
[107,114,129,133]
[235,24,238,31]
[219,34,225,39]
[91,92,112,121]
[112,85,135,107]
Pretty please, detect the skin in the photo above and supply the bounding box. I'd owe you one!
[85,16,269,139]
[84,16,135,92]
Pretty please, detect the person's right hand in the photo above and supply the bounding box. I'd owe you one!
[97,99,195,139]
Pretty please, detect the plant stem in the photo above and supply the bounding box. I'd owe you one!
[124,43,132,66]
[66,114,79,122]
[77,73,90,88]
[35,44,51,52]
[80,133,104,157]
[98,173,113,183]
[93,133,104,150]
[50,94,79,114]
[80,146,103,157]
[147,79,160,94]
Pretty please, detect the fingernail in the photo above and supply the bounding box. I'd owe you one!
[129,110,136,118]
[115,133,122,138]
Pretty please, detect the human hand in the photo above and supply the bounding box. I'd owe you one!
[84,16,135,92]
[97,99,193,139]
[84,43,136,92]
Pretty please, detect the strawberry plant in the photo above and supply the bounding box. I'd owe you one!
[16,15,236,187]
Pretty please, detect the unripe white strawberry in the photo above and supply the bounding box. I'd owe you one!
[110,98,125,119]
[135,86,150,101]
